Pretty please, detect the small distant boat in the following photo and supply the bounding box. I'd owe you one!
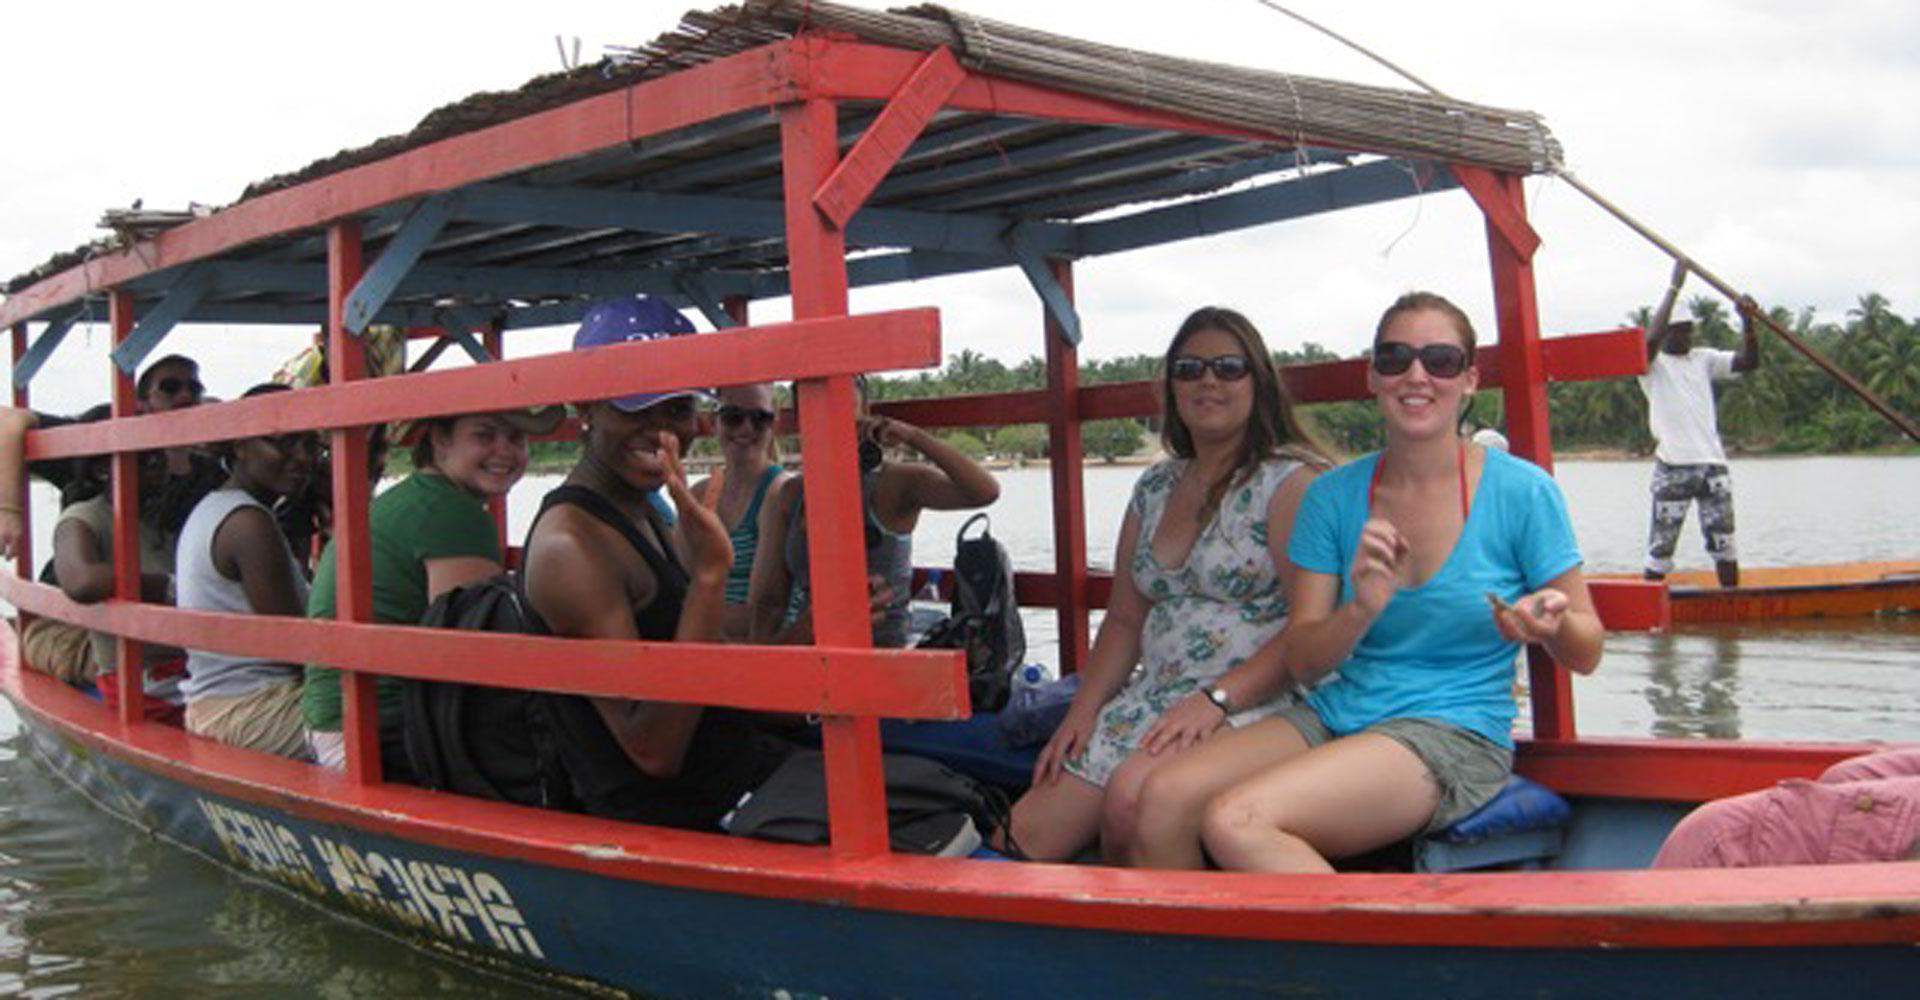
[1598,560,1920,624]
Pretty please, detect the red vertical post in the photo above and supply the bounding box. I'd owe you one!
[782,96,891,857]
[723,295,750,327]
[329,221,382,782]
[1481,171,1574,740]
[482,323,508,545]
[1042,261,1090,674]
[107,292,145,725]
[10,324,32,582]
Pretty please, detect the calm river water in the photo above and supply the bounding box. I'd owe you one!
[2,456,1916,996]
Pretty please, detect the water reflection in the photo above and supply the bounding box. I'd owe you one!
[0,703,569,999]
[1641,630,1743,739]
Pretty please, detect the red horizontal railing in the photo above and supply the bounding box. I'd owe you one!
[26,310,940,459]
[0,579,966,719]
[871,327,1647,428]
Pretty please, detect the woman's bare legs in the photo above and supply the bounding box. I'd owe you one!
[1120,718,1311,869]
[1201,733,1438,873]
[1004,770,1106,861]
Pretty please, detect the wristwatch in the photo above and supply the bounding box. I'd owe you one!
[1204,685,1232,716]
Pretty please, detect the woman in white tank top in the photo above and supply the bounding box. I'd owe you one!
[176,383,318,759]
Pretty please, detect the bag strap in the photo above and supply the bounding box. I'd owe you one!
[536,484,688,588]
[956,511,991,545]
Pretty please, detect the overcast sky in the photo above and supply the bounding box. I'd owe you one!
[3,0,1915,414]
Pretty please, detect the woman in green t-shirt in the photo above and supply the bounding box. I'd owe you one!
[303,407,561,772]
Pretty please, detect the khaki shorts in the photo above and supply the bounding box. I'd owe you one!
[21,617,98,687]
[186,679,312,761]
[1273,703,1513,832]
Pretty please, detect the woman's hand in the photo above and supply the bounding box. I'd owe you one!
[1140,690,1227,756]
[662,442,732,588]
[1351,518,1411,616]
[1492,587,1571,644]
[859,414,918,451]
[1032,698,1100,787]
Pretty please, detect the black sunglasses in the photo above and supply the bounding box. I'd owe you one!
[1168,354,1252,382]
[717,405,776,430]
[156,376,205,398]
[1371,341,1471,379]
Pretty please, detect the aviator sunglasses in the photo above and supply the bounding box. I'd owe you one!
[717,405,777,430]
[1168,354,1253,382]
[1371,341,1470,379]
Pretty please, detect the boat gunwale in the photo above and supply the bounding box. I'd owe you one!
[8,653,1920,952]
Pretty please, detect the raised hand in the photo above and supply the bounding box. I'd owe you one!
[1350,518,1411,616]
[662,440,732,587]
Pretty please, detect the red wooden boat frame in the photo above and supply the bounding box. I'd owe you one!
[3,21,1914,985]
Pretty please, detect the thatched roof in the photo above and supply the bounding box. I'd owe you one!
[5,0,1558,298]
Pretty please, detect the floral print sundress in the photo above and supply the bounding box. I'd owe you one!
[1065,457,1305,788]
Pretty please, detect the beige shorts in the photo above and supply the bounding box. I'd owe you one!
[21,616,98,687]
[186,679,312,761]
[1273,703,1512,832]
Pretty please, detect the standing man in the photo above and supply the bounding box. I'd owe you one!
[1640,262,1761,587]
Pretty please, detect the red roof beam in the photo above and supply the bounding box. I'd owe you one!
[814,47,966,230]
[0,43,809,330]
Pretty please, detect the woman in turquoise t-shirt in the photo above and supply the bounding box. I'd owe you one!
[1132,292,1602,873]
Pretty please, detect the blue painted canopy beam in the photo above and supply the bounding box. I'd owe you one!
[1006,224,1081,347]
[110,264,215,373]
[1079,158,1456,257]
[10,306,90,389]
[454,182,1076,259]
[674,273,738,330]
[916,137,1263,214]
[1015,150,1349,219]
[345,194,458,333]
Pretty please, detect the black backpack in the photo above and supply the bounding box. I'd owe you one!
[721,748,1009,856]
[402,487,687,816]
[917,513,1025,712]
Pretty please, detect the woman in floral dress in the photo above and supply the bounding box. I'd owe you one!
[1001,307,1328,863]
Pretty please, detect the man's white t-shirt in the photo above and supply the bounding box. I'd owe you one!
[1640,348,1737,465]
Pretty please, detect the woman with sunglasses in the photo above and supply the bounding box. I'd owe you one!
[746,377,999,648]
[1001,307,1329,863]
[1133,292,1602,873]
[689,383,791,640]
[175,384,319,758]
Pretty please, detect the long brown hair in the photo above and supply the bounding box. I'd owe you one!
[1160,306,1330,522]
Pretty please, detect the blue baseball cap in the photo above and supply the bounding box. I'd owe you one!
[572,295,708,412]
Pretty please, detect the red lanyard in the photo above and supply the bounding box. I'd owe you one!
[1368,441,1469,519]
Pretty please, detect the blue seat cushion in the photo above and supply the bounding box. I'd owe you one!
[1433,775,1571,844]
[878,714,1038,790]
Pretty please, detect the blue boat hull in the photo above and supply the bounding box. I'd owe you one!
[15,707,1919,1000]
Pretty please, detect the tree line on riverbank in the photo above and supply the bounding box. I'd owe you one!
[522,291,1915,471]
[857,291,1918,461]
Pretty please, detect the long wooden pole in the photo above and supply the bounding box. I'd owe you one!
[1552,169,1920,443]
[1249,0,1920,444]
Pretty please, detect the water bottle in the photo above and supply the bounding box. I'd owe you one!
[1009,664,1050,712]
[999,665,1076,748]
